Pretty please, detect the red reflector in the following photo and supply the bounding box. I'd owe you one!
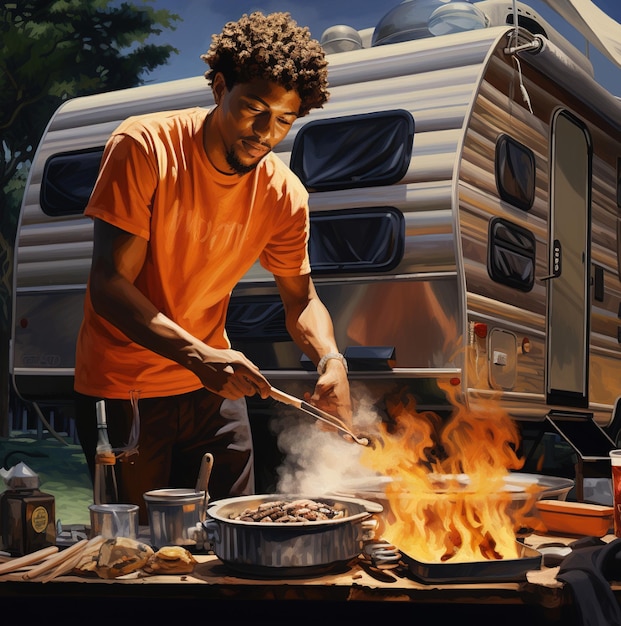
[473,322,487,338]
[20,318,28,329]
[449,377,461,386]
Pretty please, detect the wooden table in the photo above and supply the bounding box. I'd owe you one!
[0,533,612,625]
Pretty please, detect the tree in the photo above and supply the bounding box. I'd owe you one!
[0,0,179,436]
[1,0,179,212]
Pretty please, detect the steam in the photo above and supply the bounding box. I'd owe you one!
[271,395,382,497]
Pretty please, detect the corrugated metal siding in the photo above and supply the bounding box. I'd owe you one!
[14,27,507,293]
[13,27,510,387]
[460,34,621,420]
[15,22,621,422]
[15,80,215,290]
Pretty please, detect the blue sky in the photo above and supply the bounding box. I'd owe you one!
[135,0,621,95]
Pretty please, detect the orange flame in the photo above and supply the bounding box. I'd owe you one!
[360,384,543,563]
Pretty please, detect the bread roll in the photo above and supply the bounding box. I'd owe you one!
[143,545,197,574]
[95,537,154,579]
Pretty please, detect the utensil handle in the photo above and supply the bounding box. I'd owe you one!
[196,452,214,495]
[269,387,302,409]
[270,387,345,430]
[270,386,369,446]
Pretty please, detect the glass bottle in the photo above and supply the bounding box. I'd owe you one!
[93,400,118,505]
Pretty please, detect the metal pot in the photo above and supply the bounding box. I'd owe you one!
[143,452,213,548]
[203,494,383,576]
[143,488,205,548]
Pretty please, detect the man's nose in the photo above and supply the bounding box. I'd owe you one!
[253,112,276,139]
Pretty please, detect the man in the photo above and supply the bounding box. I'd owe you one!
[74,11,352,523]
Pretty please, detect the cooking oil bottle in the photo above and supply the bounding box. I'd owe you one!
[93,400,119,505]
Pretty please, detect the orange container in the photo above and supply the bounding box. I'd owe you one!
[536,499,614,537]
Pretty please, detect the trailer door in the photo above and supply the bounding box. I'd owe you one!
[546,110,592,408]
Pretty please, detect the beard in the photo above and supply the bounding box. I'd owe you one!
[225,147,260,175]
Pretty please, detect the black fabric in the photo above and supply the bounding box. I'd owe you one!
[74,390,254,524]
[556,537,621,626]
[290,110,414,192]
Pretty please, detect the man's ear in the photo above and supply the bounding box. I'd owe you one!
[211,72,227,105]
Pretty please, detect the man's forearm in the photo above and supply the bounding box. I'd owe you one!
[285,296,341,366]
[91,277,212,371]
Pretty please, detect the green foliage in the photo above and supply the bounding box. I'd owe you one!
[0,0,180,332]
[0,0,180,224]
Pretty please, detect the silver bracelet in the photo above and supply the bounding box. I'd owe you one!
[317,352,348,375]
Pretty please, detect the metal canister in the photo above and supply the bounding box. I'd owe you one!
[143,488,205,548]
[0,487,56,556]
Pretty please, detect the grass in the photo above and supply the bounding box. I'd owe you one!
[0,435,93,526]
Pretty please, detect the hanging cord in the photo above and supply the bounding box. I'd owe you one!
[513,55,533,114]
[32,401,69,445]
[114,389,140,462]
[9,372,69,446]
[503,0,536,115]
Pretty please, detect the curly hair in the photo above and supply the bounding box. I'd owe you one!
[201,12,329,117]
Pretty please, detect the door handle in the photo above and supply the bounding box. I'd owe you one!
[539,239,562,281]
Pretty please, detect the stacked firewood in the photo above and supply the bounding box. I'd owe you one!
[0,537,195,581]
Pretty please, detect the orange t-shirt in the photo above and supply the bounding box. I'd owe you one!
[75,107,310,399]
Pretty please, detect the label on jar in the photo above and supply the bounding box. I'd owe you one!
[31,505,49,534]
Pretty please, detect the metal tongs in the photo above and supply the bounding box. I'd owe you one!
[269,386,370,446]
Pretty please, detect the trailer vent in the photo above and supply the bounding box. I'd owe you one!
[372,0,487,45]
[309,207,405,274]
[226,296,288,341]
[488,217,536,291]
[320,25,363,53]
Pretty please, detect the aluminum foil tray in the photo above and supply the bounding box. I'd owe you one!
[402,541,542,583]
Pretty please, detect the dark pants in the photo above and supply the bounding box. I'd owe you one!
[74,389,255,524]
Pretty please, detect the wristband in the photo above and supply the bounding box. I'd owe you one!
[317,352,348,375]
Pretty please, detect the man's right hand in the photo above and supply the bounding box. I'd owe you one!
[196,350,271,400]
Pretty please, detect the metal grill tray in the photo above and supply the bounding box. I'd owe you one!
[402,541,542,583]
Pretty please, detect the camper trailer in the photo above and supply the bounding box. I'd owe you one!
[10,0,621,490]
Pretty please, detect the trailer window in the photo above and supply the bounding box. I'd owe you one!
[309,207,404,274]
[40,148,104,216]
[226,207,405,342]
[290,110,414,191]
[226,295,289,342]
[488,218,536,291]
[495,135,535,211]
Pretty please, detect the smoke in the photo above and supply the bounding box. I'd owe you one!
[271,394,382,496]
